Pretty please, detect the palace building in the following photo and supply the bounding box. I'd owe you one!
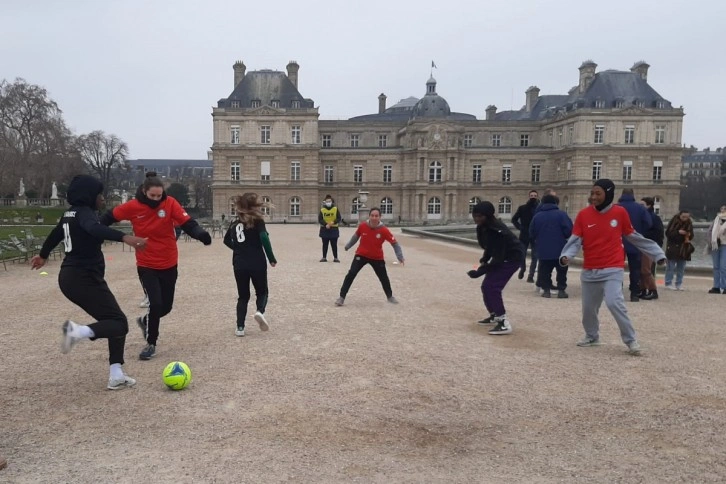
[211,60,683,222]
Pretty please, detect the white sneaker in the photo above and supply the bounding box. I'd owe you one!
[675,286,685,291]
[664,285,676,291]
[107,375,137,390]
[61,320,84,354]
[627,341,642,356]
[253,312,269,331]
[235,327,245,337]
[139,296,149,308]
[335,297,345,306]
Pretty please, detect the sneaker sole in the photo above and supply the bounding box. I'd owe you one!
[254,313,269,332]
[235,330,245,337]
[61,320,74,354]
[107,379,137,390]
[577,342,602,347]
[488,329,513,335]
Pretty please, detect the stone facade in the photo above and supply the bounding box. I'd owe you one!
[211,60,684,222]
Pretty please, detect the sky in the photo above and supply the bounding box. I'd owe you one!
[2,0,724,159]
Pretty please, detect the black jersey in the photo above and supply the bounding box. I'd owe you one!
[223,219,270,271]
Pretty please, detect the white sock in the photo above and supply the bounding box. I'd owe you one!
[78,325,95,339]
[109,363,124,380]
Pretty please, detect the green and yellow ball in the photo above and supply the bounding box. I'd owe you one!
[162,361,191,390]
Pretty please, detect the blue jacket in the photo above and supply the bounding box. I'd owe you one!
[529,203,573,260]
[617,194,652,254]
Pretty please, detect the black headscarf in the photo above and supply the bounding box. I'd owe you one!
[593,178,616,212]
[66,175,104,208]
[472,201,495,219]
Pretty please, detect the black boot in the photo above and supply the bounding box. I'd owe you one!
[630,292,640,302]
[640,290,658,300]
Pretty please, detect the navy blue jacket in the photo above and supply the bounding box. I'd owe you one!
[528,203,573,260]
[617,194,652,254]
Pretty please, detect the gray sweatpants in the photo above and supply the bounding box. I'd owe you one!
[580,268,637,345]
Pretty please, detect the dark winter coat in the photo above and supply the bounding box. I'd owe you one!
[511,199,539,242]
[476,218,525,265]
[665,215,694,261]
[617,193,652,254]
[643,209,664,247]
[528,203,573,260]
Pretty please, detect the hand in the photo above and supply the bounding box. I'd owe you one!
[678,229,686,235]
[30,255,46,270]
[325,223,332,229]
[200,231,212,245]
[344,246,350,251]
[123,235,148,250]
[467,265,487,278]
[270,262,277,268]
[560,256,569,266]
[657,258,666,266]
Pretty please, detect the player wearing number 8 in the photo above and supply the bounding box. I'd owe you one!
[223,193,277,337]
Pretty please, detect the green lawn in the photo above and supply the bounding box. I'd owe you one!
[0,206,66,225]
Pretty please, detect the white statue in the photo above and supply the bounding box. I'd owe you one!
[121,191,128,203]
[18,178,25,197]
[51,181,58,199]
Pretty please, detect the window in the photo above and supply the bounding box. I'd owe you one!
[491,134,501,147]
[656,100,668,109]
[289,197,300,216]
[594,125,604,144]
[383,164,392,184]
[231,100,240,108]
[291,100,301,109]
[615,99,625,108]
[592,160,602,180]
[261,161,271,183]
[251,100,261,108]
[290,161,301,181]
[636,100,645,108]
[655,125,665,144]
[469,196,481,214]
[230,125,240,144]
[520,134,529,147]
[568,126,574,144]
[652,160,663,181]
[622,160,633,181]
[464,134,473,148]
[428,161,442,183]
[558,129,563,146]
[229,198,237,217]
[291,125,301,144]
[321,134,331,148]
[380,197,393,215]
[350,134,359,148]
[271,100,280,108]
[531,164,541,183]
[501,164,512,184]
[567,160,572,181]
[261,196,271,216]
[324,165,334,184]
[624,125,635,144]
[594,100,605,108]
[427,197,441,215]
[378,135,387,148]
[498,196,512,215]
[351,197,361,214]
[353,165,363,184]
[260,125,271,144]
[230,161,240,181]
[472,164,482,184]
[654,196,662,215]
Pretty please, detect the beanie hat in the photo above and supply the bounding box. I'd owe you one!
[472,201,495,217]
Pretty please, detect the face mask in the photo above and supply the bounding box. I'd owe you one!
[324,202,332,208]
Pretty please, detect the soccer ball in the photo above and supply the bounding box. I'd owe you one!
[162,361,191,390]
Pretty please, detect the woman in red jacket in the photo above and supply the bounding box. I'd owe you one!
[102,173,211,360]
[335,207,404,306]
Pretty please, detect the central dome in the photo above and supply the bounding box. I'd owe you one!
[411,76,451,118]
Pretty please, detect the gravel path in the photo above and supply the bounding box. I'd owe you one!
[1,225,724,483]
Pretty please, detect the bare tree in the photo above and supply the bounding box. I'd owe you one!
[77,130,128,196]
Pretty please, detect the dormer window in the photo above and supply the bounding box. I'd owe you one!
[291,100,301,109]
[656,100,668,109]
[231,100,240,108]
[635,100,645,108]
[251,100,261,108]
[594,100,605,109]
[271,100,280,108]
[614,99,625,108]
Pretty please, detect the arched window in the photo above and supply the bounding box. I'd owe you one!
[380,197,393,215]
[654,196,662,215]
[498,196,512,215]
[289,196,300,216]
[351,197,361,215]
[428,161,442,183]
[261,196,271,216]
[427,196,441,215]
[469,196,481,214]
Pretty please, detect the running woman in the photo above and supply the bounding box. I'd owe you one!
[101,173,211,360]
[30,175,147,390]
[560,179,665,355]
[335,207,404,306]
[223,193,277,337]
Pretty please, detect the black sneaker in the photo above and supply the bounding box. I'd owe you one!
[319,258,327,262]
[477,314,496,325]
[136,316,148,341]
[640,290,658,300]
[708,287,721,294]
[557,289,569,299]
[541,289,551,298]
[139,344,156,360]
[518,268,525,280]
[488,318,512,335]
[526,275,535,283]
[630,292,640,302]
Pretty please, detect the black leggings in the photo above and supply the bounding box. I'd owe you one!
[322,237,339,259]
[58,266,128,365]
[339,255,392,299]
[138,265,178,345]
[234,268,268,327]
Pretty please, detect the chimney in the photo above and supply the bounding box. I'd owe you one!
[485,105,497,121]
[378,93,387,114]
[631,61,650,81]
[286,61,300,89]
[233,60,246,88]
[578,60,597,94]
[525,86,540,112]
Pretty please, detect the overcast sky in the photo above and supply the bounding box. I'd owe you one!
[2,0,723,159]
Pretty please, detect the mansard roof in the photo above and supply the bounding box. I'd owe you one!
[217,70,313,109]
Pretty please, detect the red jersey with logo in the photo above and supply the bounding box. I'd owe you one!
[572,205,634,269]
[112,196,191,270]
[354,222,397,260]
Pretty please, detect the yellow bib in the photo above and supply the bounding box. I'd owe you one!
[321,207,338,227]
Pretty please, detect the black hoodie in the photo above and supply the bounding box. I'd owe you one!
[39,175,126,271]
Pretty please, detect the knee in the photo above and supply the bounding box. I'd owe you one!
[120,317,129,335]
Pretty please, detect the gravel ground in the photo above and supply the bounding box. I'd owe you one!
[1,224,724,483]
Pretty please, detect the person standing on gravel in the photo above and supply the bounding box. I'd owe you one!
[318,195,345,263]
[560,179,665,356]
[468,201,524,335]
[335,207,404,306]
[529,194,573,299]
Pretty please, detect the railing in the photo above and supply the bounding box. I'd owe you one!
[0,198,65,207]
